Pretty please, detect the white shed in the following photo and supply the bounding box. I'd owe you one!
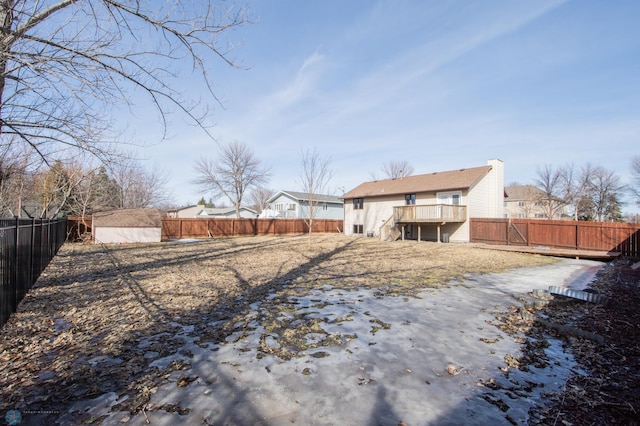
[93,208,163,244]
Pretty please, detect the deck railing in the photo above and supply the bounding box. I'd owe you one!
[393,204,467,223]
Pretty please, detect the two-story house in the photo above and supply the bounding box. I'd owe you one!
[342,159,504,242]
[266,190,344,220]
[504,185,568,219]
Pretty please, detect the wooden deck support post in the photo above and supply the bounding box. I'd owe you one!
[418,225,421,242]
[401,225,406,241]
[437,224,441,243]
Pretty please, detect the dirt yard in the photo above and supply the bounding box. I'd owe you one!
[0,235,614,424]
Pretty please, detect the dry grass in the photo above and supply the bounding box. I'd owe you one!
[0,234,555,417]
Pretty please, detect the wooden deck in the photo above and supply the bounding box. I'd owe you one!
[394,204,467,224]
[473,243,621,261]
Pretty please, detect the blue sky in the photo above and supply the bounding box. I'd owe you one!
[127,0,639,212]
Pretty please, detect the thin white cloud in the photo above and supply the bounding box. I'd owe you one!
[162,0,638,215]
[325,0,568,123]
[259,50,326,116]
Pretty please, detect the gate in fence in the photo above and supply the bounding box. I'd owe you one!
[0,218,67,327]
[470,218,640,257]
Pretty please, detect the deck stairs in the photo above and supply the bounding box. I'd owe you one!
[379,215,401,241]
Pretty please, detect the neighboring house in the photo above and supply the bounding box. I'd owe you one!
[504,185,547,219]
[266,190,344,220]
[504,185,568,219]
[93,208,163,243]
[196,206,257,218]
[166,204,200,218]
[166,204,257,218]
[342,159,504,242]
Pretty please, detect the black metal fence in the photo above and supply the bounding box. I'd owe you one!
[0,218,67,327]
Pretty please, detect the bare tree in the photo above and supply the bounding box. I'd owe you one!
[33,160,88,218]
[586,166,625,222]
[369,160,415,180]
[519,185,539,218]
[297,148,333,237]
[533,164,566,219]
[0,139,39,216]
[110,159,172,209]
[67,164,100,239]
[631,156,640,207]
[537,163,625,222]
[383,160,414,179]
[248,187,274,214]
[193,140,270,218]
[0,1,249,165]
[560,163,595,221]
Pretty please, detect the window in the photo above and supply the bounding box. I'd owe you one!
[353,198,364,210]
[518,201,525,207]
[405,194,416,205]
[353,224,363,234]
[437,192,462,205]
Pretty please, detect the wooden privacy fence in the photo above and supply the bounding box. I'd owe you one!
[470,218,640,257]
[162,218,344,239]
[66,217,344,240]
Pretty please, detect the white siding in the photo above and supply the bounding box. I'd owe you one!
[345,192,470,240]
[94,227,161,243]
[270,193,343,220]
[345,194,401,237]
[468,159,504,219]
[299,202,344,220]
[270,193,299,218]
[176,205,202,218]
[344,159,504,242]
[486,159,504,218]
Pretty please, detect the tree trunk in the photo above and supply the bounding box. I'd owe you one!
[0,1,15,134]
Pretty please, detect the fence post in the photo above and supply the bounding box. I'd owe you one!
[13,217,19,310]
[47,219,52,260]
[30,218,36,288]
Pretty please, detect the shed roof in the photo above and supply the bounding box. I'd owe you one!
[342,165,492,199]
[93,208,163,228]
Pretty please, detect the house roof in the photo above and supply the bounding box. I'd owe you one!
[93,208,163,228]
[504,185,544,201]
[166,204,197,213]
[268,190,344,204]
[342,165,492,199]
[199,207,257,216]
